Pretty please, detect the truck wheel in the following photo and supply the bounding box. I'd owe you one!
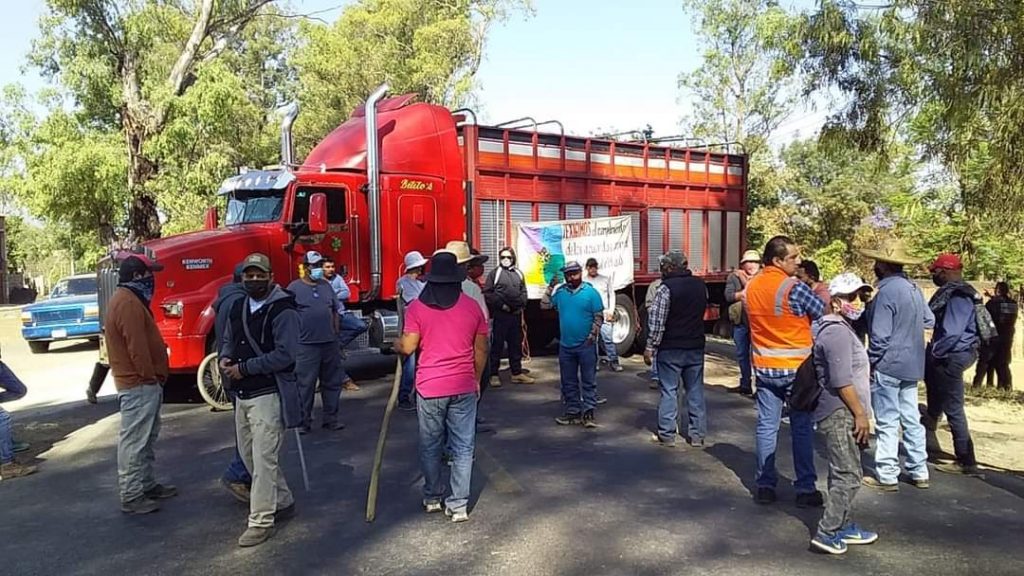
[28,341,49,354]
[611,293,638,358]
[197,351,233,411]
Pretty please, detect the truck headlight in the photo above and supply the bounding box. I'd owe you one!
[160,301,184,318]
[84,303,100,318]
[20,310,32,325]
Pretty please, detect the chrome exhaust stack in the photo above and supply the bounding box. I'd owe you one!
[280,101,300,166]
[364,83,389,300]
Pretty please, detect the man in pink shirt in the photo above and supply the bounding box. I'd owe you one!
[394,250,489,523]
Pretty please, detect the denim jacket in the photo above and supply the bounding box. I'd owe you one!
[866,274,935,381]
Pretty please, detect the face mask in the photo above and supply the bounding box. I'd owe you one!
[135,276,155,303]
[244,279,271,300]
[931,272,944,287]
[500,256,513,268]
[840,301,864,321]
[309,267,324,281]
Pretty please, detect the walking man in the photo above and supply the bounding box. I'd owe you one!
[541,261,604,428]
[644,250,708,448]
[725,249,760,395]
[483,246,534,386]
[323,256,363,391]
[859,240,933,491]
[105,252,175,514]
[973,282,1017,390]
[214,264,253,502]
[1,361,36,479]
[809,273,878,555]
[396,251,428,412]
[288,251,344,433]
[220,253,303,547]
[924,253,982,476]
[745,236,824,507]
[584,258,622,372]
[394,251,488,522]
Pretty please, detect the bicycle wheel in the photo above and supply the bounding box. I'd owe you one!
[197,351,232,411]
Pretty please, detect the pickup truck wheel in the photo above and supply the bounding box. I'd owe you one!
[197,351,233,411]
[612,293,638,358]
[28,341,49,354]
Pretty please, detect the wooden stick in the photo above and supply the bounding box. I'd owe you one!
[365,355,403,523]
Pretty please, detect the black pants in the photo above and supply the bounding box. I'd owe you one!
[926,351,978,466]
[88,362,110,395]
[490,311,524,377]
[973,335,1014,390]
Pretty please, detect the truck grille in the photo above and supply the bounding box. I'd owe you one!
[34,308,84,325]
[96,259,119,330]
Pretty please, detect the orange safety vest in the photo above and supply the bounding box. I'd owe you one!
[746,266,813,371]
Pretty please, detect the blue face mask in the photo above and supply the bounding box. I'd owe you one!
[310,267,324,281]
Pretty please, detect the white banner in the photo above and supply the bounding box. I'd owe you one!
[515,216,634,299]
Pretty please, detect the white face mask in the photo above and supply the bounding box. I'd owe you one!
[500,256,513,268]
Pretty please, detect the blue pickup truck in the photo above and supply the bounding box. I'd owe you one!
[20,274,101,354]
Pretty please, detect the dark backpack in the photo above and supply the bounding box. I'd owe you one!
[789,319,847,412]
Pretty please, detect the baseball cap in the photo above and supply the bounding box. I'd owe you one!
[585,257,599,268]
[116,250,164,282]
[740,250,760,265]
[560,261,583,274]
[241,253,272,273]
[403,250,428,271]
[303,251,325,266]
[828,272,871,297]
[662,249,687,269]
[929,253,963,272]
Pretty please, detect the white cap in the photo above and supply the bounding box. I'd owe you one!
[303,250,324,266]
[828,272,871,297]
[403,250,428,271]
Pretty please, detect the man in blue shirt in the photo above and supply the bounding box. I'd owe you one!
[541,261,604,428]
[323,256,364,391]
[924,253,981,477]
[860,241,934,491]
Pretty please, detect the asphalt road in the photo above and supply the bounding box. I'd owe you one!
[2,329,1024,575]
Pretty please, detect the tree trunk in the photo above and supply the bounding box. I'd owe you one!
[124,120,161,241]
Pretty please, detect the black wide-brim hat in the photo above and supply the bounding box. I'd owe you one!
[425,250,467,284]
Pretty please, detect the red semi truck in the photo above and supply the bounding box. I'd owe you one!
[98,84,747,386]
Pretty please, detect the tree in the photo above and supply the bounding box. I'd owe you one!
[30,0,285,241]
[292,0,532,156]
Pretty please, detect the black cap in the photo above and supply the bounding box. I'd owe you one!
[586,258,599,268]
[118,255,164,283]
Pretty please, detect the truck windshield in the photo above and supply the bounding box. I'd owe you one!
[225,189,285,225]
[51,277,97,298]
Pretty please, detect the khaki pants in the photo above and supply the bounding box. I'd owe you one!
[236,393,293,528]
[117,383,162,503]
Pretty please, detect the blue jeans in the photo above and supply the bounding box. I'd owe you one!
[925,351,977,466]
[655,348,707,442]
[558,342,598,414]
[223,391,253,485]
[399,352,417,404]
[732,325,752,391]
[338,312,368,349]
[0,363,28,464]
[417,392,477,514]
[598,322,618,364]
[871,370,928,483]
[755,374,817,493]
[296,342,343,428]
[650,352,659,381]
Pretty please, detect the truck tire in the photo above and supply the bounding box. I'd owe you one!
[28,341,49,354]
[611,293,638,358]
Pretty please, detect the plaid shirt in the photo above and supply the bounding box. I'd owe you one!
[752,280,825,380]
[645,284,672,351]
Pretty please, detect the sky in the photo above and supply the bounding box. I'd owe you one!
[0,0,828,143]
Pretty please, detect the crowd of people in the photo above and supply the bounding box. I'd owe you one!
[2,232,1013,556]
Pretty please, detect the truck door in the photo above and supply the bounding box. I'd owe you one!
[290,185,354,283]
[395,184,439,265]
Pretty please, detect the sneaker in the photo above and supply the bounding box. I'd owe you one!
[610,363,624,373]
[322,421,346,431]
[862,476,899,492]
[754,487,776,505]
[510,373,535,384]
[238,526,276,547]
[0,460,38,479]
[935,462,984,477]
[221,478,251,504]
[144,483,178,500]
[649,380,660,390]
[489,376,502,388]
[554,413,582,426]
[906,476,930,489]
[581,410,597,428]
[424,501,443,514]
[795,490,825,509]
[398,399,416,412]
[810,532,848,555]
[275,502,296,521]
[837,523,879,545]
[444,507,470,523]
[86,388,98,404]
[689,437,705,449]
[121,496,160,515]
[342,380,360,392]
[12,441,30,453]
[595,395,608,405]
[649,433,676,448]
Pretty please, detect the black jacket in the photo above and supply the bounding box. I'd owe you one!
[660,270,708,350]
[484,266,528,314]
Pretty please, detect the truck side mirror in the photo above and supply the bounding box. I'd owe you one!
[308,192,328,235]
[204,206,219,230]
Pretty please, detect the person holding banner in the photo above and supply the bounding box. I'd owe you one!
[541,261,605,428]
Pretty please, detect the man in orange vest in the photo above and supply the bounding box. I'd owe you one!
[745,236,825,507]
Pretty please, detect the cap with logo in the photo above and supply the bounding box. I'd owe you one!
[929,253,963,272]
[560,261,583,274]
[303,251,325,266]
[828,272,871,297]
[242,253,272,273]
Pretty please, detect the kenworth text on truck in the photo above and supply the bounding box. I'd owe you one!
[96,84,748,387]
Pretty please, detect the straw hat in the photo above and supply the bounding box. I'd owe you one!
[857,238,923,266]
